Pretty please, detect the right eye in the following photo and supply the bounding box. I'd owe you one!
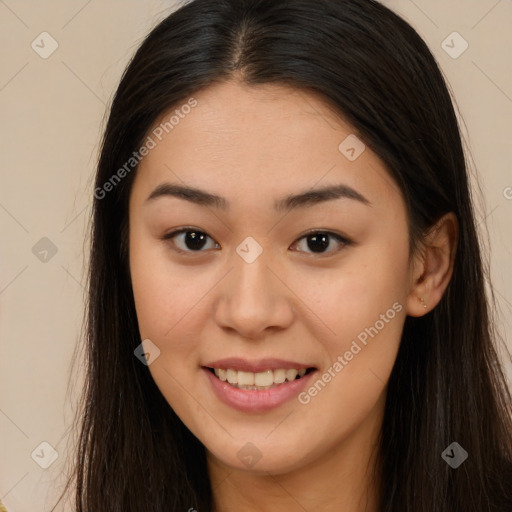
[162,228,220,254]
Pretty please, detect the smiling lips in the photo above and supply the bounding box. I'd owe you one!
[211,367,308,390]
[203,358,317,411]
[204,357,314,389]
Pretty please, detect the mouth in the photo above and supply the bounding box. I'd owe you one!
[204,366,316,391]
[202,360,318,412]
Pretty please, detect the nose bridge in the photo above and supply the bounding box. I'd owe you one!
[213,235,294,337]
[232,235,278,307]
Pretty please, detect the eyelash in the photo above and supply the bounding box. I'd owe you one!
[161,227,352,257]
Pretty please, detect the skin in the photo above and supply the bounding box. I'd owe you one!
[128,80,458,512]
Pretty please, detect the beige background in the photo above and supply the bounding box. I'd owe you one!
[0,1,511,510]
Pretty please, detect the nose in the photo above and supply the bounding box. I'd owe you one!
[212,246,295,339]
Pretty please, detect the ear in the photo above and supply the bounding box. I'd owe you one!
[406,212,459,317]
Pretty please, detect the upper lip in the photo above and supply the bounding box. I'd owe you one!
[203,358,316,373]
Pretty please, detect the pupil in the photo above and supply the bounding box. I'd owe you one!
[308,233,329,253]
[185,231,207,250]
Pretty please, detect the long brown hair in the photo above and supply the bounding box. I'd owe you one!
[54,0,512,510]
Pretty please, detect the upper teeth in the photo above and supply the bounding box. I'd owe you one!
[214,368,307,387]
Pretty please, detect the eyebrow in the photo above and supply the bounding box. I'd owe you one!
[145,182,371,212]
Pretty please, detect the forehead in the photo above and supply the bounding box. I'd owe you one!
[131,80,402,215]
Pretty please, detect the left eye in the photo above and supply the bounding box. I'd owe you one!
[162,228,351,255]
[291,230,351,255]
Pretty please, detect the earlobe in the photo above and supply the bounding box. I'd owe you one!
[406,212,458,317]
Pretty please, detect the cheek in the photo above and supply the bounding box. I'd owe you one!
[129,234,206,421]
[293,241,408,348]
[291,232,409,412]
[129,228,199,338]
[129,229,221,393]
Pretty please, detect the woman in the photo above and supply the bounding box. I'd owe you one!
[53,0,512,510]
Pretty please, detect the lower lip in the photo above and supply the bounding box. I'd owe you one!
[202,367,316,413]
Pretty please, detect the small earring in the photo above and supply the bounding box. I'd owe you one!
[420,297,427,309]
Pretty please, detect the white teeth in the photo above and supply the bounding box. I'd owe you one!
[237,371,255,386]
[286,369,298,381]
[254,370,274,387]
[273,368,286,384]
[226,369,237,384]
[211,367,310,388]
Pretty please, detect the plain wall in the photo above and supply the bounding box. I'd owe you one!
[0,1,511,510]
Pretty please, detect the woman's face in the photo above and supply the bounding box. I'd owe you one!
[129,80,414,474]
